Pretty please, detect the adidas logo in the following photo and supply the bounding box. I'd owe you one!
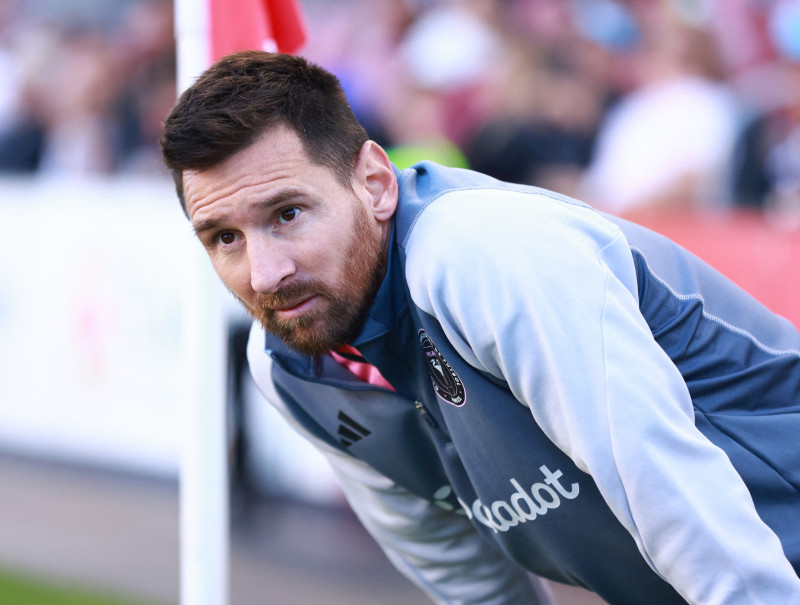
[337,411,371,447]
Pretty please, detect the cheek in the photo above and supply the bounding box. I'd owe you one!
[298,238,336,274]
[211,254,254,299]
[322,248,352,284]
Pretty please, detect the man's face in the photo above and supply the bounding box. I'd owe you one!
[183,126,391,355]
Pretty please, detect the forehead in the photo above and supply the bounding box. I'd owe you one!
[182,126,329,221]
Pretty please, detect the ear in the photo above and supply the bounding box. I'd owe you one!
[354,140,397,221]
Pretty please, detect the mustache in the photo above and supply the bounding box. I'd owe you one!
[250,280,334,313]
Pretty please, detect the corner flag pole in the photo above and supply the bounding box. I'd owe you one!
[175,0,230,604]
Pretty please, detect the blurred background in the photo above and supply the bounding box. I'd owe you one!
[1,0,799,603]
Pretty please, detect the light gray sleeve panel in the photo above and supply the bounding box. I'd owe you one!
[245,322,552,605]
[327,448,554,605]
[609,215,800,354]
[403,190,800,604]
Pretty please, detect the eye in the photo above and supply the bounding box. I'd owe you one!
[217,231,237,245]
[278,206,300,224]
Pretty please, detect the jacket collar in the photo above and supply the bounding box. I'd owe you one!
[350,221,404,349]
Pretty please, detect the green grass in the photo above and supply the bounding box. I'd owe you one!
[0,568,164,605]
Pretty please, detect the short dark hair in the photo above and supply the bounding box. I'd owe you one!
[160,51,368,212]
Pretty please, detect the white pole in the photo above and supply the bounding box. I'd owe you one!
[174,0,230,603]
[175,0,210,92]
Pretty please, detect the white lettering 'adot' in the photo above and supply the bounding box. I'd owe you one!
[457,465,580,533]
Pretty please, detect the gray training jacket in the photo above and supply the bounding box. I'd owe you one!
[247,161,800,605]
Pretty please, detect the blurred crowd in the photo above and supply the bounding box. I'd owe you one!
[0,0,175,176]
[1,0,800,222]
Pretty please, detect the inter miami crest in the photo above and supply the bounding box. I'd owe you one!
[418,330,466,406]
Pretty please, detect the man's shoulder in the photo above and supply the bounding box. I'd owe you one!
[395,161,539,215]
[394,162,617,256]
[394,162,599,247]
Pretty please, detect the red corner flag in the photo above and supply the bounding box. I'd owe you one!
[209,0,308,61]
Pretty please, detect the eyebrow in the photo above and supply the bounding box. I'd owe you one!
[192,187,309,238]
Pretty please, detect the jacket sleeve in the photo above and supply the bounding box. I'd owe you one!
[403,190,800,605]
[245,323,554,605]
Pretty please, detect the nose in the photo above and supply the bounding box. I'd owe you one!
[247,235,296,294]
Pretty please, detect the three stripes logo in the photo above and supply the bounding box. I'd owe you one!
[337,411,371,447]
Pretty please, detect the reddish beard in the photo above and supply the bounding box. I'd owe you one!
[242,203,386,356]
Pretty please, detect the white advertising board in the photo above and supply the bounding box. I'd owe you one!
[0,176,192,476]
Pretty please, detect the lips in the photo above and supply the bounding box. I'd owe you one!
[271,295,318,319]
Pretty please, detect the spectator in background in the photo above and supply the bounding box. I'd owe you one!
[0,0,175,176]
[111,0,177,174]
[581,1,741,217]
[464,0,628,196]
[376,0,502,168]
[33,28,120,175]
[0,1,17,127]
[0,6,49,172]
[732,0,800,227]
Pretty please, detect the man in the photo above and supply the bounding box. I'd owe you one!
[161,51,800,604]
